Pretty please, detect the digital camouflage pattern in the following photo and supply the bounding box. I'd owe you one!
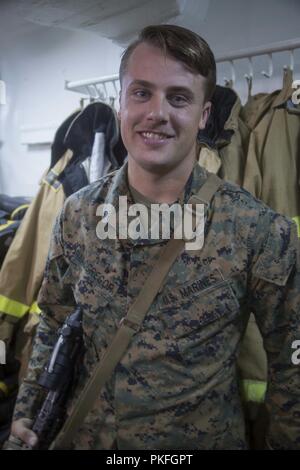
[13,162,300,449]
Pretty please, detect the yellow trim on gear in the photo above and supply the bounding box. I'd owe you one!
[0,220,15,231]
[29,301,41,315]
[0,381,9,397]
[10,204,30,220]
[292,216,300,238]
[0,295,29,318]
[241,379,267,403]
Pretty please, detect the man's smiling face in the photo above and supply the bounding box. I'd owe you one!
[119,42,211,175]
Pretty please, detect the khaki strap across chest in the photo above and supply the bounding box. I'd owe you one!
[50,172,222,450]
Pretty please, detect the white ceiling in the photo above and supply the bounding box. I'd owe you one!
[0,0,210,45]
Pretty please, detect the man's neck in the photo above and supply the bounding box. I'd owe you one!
[127,158,195,204]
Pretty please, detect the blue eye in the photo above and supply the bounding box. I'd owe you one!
[169,95,188,106]
[132,89,150,100]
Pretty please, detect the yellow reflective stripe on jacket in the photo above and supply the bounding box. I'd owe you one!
[241,379,267,403]
[0,294,29,318]
[0,220,15,231]
[10,204,30,220]
[29,301,41,315]
[292,216,300,237]
[0,381,9,397]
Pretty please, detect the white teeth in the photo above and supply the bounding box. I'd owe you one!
[141,132,169,140]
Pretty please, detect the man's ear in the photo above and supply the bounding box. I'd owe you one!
[199,101,211,130]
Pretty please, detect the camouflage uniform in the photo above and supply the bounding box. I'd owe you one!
[13,162,300,450]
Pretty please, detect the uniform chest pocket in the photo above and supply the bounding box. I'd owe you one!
[157,278,240,341]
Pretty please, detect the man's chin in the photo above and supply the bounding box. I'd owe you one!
[138,159,176,175]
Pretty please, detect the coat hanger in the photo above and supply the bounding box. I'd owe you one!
[244,57,253,99]
[224,60,236,88]
[261,53,273,78]
[283,51,300,114]
[282,50,294,82]
[79,97,95,110]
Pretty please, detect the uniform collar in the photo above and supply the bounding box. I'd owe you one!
[107,160,208,203]
[184,162,208,202]
[104,161,208,246]
[105,160,133,207]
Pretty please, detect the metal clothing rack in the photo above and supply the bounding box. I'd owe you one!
[65,73,119,104]
[215,38,300,86]
[65,37,300,99]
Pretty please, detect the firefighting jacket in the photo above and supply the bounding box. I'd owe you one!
[197,85,250,185]
[0,102,127,322]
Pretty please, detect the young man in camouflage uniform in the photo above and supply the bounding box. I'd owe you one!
[9,25,300,449]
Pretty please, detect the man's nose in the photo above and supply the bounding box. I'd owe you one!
[146,95,168,123]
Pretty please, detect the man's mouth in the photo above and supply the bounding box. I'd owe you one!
[138,131,175,144]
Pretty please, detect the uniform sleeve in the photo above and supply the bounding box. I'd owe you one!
[12,207,76,421]
[248,213,300,449]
